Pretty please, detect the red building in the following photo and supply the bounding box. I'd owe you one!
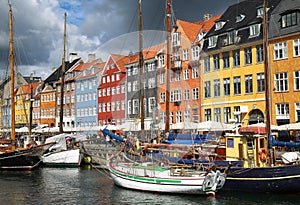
[98,54,128,126]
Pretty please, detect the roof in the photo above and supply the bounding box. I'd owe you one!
[268,0,300,39]
[44,58,82,87]
[202,0,281,52]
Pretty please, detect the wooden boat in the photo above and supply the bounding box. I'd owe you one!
[104,128,227,196]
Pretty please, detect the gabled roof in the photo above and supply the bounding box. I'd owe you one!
[20,82,39,94]
[44,58,82,87]
[198,14,222,34]
[109,54,128,73]
[177,20,202,42]
[69,58,102,73]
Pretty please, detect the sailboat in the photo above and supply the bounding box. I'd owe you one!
[41,12,87,167]
[0,3,52,171]
[210,0,300,193]
[104,0,228,197]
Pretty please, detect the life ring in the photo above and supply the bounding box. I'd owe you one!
[259,148,268,161]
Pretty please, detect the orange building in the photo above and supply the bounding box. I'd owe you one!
[40,84,56,127]
[268,1,300,125]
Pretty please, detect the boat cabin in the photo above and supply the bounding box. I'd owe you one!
[223,133,268,168]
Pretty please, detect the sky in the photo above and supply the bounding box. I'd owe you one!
[0,0,238,80]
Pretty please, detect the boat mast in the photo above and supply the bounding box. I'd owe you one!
[9,3,15,151]
[263,0,270,137]
[138,0,145,135]
[59,12,67,133]
[262,0,273,165]
[165,0,171,133]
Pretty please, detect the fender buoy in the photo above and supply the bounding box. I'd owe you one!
[259,148,268,161]
[26,144,33,149]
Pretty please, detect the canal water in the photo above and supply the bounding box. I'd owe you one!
[0,166,299,205]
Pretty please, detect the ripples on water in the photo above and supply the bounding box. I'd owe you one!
[0,166,299,205]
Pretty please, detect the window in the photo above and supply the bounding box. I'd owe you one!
[192,88,199,100]
[224,107,231,123]
[184,110,190,122]
[256,44,264,63]
[192,67,199,78]
[222,52,230,69]
[215,21,226,30]
[183,69,189,80]
[184,89,190,100]
[133,81,138,91]
[160,92,166,103]
[160,73,165,84]
[204,81,211,98]
[281,11,297,28]
[214,79,220,97]
[128,100,131,114]
[171,90,181,102]
[127,82,131,92]
[227,138,234,148]
[295,102,300,122]
[294,39,300,57]
[214,108,221,122]
[133,99,139,114]
[204,57,210,72]
[175,71,180,81]
[234,106,241,123]
[111,102,115,111]
[176,111,182,123]
[233,49,240,67]
[276,103,289,119]
[208,36,217,48]
[275,72,288,92]
[245,74,253,94]
[159,55,165,67]
[183,49,189,61]
[257,7,263,17]
[205,109,212,121]
[148,97,156,113]
[148,77,155,88]
[192,46,199,60]
[213,54,220,70]
[236,14,245,23]
[172,32,180,46]
[223,78,230,96]
[244,47,252,65]
[249,24,260,37]
[257,73,265,92]
[295,71,300,91]
[274,42,287,60]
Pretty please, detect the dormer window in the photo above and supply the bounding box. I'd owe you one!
[257,7,263,17]
[208,36,217,48]
[249,24,261,37]
[236,14,245,23]
[172,32,180,47]
[215,21,226,30]
[281,11,297,28]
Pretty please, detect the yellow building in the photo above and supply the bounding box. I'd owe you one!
[15,84,31,127]
[200,1,280,126]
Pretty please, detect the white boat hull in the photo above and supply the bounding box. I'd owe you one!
[109,162,225,195]
[42,149,82,167]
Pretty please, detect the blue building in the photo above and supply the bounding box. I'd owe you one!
[75,59,104,136]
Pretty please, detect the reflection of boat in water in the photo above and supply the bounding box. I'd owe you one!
[41,133,87,167]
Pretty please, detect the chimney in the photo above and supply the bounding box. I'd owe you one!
[88,53,96,62]
[69,53,78,63]
[203,13,212,21]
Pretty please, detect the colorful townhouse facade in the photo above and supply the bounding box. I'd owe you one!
[75,60,104,135]
[156,16,219,132]
[268,0,300,125]
[55,54,83,131]
[98,54,127,126]
[40,83,56,127]
[201,0,280,126]
[125,46,164,132]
